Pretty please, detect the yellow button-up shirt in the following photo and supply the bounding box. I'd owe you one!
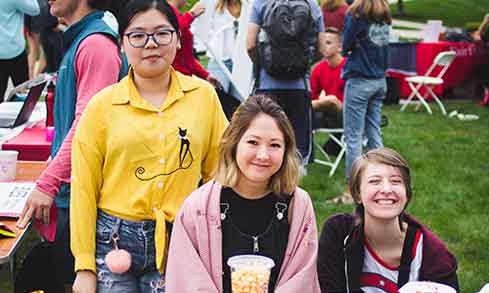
[70,68,228,273]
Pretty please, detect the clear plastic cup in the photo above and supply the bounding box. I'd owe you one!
[0,150,19,181]
[227,255,275,293]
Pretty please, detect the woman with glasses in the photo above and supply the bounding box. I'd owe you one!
[70,0,228,292]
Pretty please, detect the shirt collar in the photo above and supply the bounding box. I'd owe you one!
[111,67,199,110]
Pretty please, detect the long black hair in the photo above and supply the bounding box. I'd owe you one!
[118,0,180,37]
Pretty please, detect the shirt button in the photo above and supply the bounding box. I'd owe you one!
[157,112,163,117]
[159,134,164,140]
[159,158,165,164]
[157,182,164,189]
[152,207,158,212]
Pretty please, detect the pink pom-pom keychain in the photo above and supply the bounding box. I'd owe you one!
[105,233,132,274]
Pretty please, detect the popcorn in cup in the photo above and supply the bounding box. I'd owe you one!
[227,255,275,293]
[0,150,19,181]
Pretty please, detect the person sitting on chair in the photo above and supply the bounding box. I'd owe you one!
[317,147,459,292]
[310,27,346,155]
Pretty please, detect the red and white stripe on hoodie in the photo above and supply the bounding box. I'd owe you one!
[360,230,423,293]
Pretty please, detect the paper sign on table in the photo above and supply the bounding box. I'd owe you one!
[0,182,35,217]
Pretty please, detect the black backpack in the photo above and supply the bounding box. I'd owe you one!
[258,0,317,80]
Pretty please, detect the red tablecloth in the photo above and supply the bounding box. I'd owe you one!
[388,41,488,99]
[2,122,51,161]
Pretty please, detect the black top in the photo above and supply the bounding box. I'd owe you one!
[220,187,290,293]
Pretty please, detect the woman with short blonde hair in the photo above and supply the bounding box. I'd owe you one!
[167,95,319,292]
[318,148,459,292]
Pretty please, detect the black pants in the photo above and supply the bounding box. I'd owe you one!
[40,29,64,73]
[0,50,29,102]
[54,207,76,285]
[254,89,312,164]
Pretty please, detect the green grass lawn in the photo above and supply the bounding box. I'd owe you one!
[306,99,489,292]
[1,100,487,291]
[390,0,489,28]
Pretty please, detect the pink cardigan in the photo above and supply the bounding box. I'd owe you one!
[166,180,320,292]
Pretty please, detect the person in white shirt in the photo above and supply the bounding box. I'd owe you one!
[205,0,242,99]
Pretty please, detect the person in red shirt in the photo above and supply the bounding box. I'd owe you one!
[168,0,220,86]
[310,27,345,131]
[321,0,348,32]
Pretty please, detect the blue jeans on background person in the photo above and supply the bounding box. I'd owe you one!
[95,210,165,293]
[343,77,386,182]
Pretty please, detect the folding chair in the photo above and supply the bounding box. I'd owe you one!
[400,50,456,115]
[313,128,346,177]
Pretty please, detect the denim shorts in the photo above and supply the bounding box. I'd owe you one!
[95,210,165,292]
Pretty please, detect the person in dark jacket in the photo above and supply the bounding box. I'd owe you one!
[318,147,459,293]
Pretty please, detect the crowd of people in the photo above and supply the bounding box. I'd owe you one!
[0,0,469,292]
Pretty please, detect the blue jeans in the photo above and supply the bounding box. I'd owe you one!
[95,210,165,292]
[343,77,386,181]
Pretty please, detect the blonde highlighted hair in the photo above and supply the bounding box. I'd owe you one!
[347,0,392,24]
[215,95,300,196]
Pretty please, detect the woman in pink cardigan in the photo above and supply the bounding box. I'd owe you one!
[166,95,320,292]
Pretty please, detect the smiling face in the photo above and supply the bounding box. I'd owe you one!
[235,113,285,191]
[122,8,180,79]
[359,163,408,223]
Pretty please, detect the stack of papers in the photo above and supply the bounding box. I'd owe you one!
[0,182,35,218]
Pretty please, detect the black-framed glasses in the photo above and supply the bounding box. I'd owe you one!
[124,29,176,48]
